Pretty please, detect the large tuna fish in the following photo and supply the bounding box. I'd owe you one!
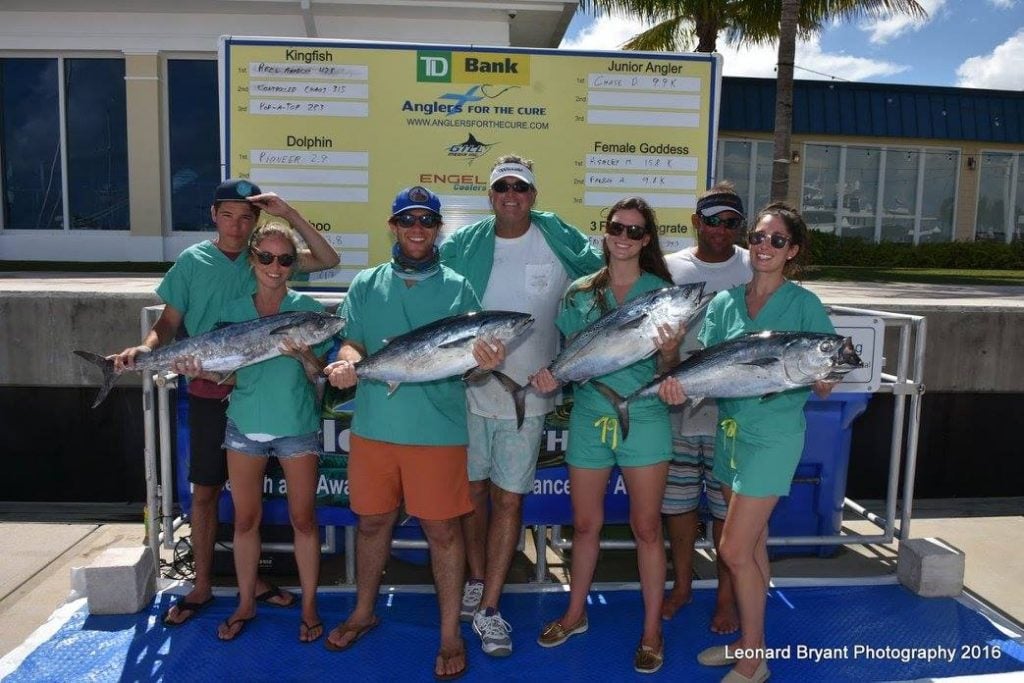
[75,311,346,408]
[549,283,710,384]
[354,310,534,426]
[594,331,865,439]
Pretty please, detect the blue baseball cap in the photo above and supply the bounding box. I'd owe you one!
[391,186,442,217]
[215,178,262,202]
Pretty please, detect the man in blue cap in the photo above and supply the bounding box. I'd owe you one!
[324,185,505,680]
[112,178,340,627]
[660,181,750,633]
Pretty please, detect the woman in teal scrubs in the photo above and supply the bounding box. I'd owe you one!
[531,196,684,674]
[663,202,836,683]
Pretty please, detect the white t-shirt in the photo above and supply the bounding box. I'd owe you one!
[664,246,752,436]
[468,225,570,420]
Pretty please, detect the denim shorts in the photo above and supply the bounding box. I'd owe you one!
[222,418,320,459]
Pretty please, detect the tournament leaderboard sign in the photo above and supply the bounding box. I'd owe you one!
[220,37,723,288]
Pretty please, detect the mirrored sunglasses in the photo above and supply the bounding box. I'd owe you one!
[605,220,647,240]
[491,180,532,194]
[393,212,441,229]
[699,213,744,230]
[747,231,792,249]
[251,248,296,267]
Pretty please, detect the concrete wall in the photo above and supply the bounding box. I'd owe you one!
[1,278,1022,394]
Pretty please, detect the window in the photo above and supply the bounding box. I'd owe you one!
[976,152,1023,243]
[0,57,129,231]
[717,139,771,218]
[167,59,219,231]
[800,143,960,244]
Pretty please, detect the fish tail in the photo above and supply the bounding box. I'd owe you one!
[591,380,630,441]
[73,350,119,408]
[491,370,527,430]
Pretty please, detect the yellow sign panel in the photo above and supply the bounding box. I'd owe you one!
[220,37,723,288]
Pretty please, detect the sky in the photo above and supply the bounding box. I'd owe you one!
[559,0,1024,90]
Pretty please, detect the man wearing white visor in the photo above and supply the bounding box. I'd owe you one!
[440,155,602,657]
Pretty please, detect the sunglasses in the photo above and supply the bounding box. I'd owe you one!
[747,231,792,249]
[491,180,532,194]
[699,213,744,230]
[251,248,296,267]
[392,212,441,229]
[605,220,648,240]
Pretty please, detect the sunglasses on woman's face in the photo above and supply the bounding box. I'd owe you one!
[251,248,296,267]
[393,212,441,229]
[747,231,792,249]
[605,220,647,240]
[491,180,532,194]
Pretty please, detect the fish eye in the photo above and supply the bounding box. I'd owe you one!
[819,341,833,352]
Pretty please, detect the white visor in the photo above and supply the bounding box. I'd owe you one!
[489,163,536,188]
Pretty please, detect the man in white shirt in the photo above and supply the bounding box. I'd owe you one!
[440,155,602,657]
[662,182,751,634]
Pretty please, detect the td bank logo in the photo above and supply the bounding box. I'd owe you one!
[416,50,530,85]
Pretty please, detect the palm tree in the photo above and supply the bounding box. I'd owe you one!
[578,1,926,199]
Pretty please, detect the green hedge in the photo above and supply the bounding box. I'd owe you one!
[806,231,1024,270]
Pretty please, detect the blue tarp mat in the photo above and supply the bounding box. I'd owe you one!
[5,583,1023,682]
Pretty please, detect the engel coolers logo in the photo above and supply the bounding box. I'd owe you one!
[417,50,530,85]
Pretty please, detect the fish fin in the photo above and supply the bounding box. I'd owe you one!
[462,366,490,384]
[759,392,781,401]
[314,376,327,409]
[591,380,631,441]
[740,357,781,368]
[438,333,477,349]
[215,371,235,386]
[688,395,707,410]
[73,350,119,409]
[615,312,648,331]
[490,371,527,430]
[386,381,400,396]
[211,321,233,331]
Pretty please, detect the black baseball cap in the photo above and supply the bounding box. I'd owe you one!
[215,178,262,202]
[695,191,745,219]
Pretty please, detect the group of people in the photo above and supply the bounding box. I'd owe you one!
[116,155,837,683]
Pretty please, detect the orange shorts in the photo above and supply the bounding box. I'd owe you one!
[348,434,472,521]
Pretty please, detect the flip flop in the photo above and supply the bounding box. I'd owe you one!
[161,595,214,627]
[299,620,324,644]
[217,616,255,642]
[434,638,468,681]
[252,582,296,608]
[324,616,380,652]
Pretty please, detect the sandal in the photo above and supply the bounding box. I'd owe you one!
[217,616,255,642]
[252,582,296,608]
[634,637,665,674]
[324,616,380,652]
[434,639,468,681]
[299,620,324,644]
[162,595,214,627]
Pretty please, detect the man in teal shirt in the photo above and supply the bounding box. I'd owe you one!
[324,186,505,680]
[440,155,602,657]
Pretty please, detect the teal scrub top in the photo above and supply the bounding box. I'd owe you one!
[556,271,672,419]
[222,291,334,438]
[157,240,254,337]
[341,264,481,446]
[698,280,834,436]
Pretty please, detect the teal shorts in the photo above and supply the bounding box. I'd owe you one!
[566,407,672,470]
[712,419,805,498]
[467,412,545,494]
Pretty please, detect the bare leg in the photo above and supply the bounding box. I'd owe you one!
[621,463,669,648]
[480,484,523,610]
[216,451,266,639]
[662,510,698,619]
[710,516,740,634]
[421,517,467,678]
[717,490,778,679]
[163,482,220,625]
[280,452,322,641]
[325,509,398,648]
[558,466,611,626]
[461,479,490,582]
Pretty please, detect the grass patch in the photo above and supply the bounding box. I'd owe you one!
[802,266,1024,286]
